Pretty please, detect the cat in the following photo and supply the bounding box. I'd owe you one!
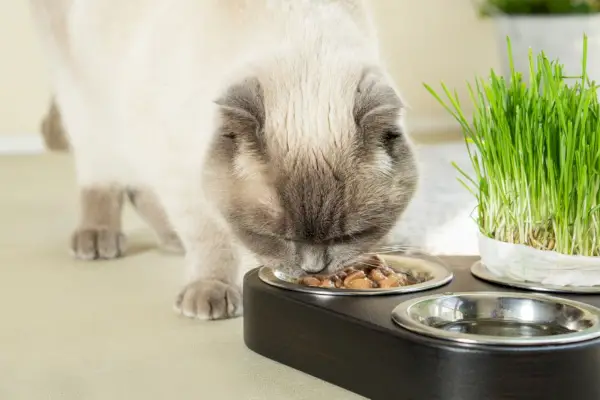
[29,0,419,320]
[40,98,70,152]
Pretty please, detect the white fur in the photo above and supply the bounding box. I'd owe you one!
[31,0,396,319]
[32,0,380,188]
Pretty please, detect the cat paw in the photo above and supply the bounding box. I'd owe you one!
[70,228,126,260]
[174,279,242,320]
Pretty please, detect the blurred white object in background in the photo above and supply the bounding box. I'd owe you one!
[391,142,480,256]
[494,15,600,84]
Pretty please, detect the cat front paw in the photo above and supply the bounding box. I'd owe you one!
[70,228,126,260]
[174,279,242,320]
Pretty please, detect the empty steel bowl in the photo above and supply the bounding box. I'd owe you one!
[391,292,600,346]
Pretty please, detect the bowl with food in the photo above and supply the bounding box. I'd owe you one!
[258,250,453,296]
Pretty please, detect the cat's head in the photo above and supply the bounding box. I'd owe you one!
[206,65,418,275]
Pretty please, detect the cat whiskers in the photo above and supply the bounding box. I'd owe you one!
[369,244,422,254]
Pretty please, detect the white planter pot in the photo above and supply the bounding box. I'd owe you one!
[478,233,600,287]
[493,15,600,84]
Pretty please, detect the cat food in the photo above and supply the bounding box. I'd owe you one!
[298,254,419,290]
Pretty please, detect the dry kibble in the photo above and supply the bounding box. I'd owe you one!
[369,269,387,282]
[319,279,334,288]
[343,270,366,287]
[331,275,343,288]
[346,277,374,289]
[298,254,418,290]
[301,276,321,287]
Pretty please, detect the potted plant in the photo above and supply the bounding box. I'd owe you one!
[424,35,600,287]
[477,0,600,86]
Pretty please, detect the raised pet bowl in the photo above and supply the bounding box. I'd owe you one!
[391,291,600,346]
[471,261,600,294]
[258,251,453,296]
[243,255,600,400]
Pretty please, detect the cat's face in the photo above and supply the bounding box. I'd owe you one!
[206,67,418,275]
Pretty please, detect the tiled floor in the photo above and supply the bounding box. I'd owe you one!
[0,137,476,399]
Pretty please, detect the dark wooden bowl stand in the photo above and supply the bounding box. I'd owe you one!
[243,256,600,400]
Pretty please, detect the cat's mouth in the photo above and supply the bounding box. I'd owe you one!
[271,252,377,279]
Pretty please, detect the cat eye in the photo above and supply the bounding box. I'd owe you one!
[383,129,402,142]
[284,228,378,245]
[326,227,378,244]
[248,228,377,245]
[381,128,402,156]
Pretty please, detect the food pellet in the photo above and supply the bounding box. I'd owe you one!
[298,254,417,290]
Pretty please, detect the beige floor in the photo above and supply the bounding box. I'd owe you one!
[0,154,364,400]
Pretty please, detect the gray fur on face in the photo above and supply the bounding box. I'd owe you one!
[206,67,418,274]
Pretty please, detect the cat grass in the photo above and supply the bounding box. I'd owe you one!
[424,35,600,257]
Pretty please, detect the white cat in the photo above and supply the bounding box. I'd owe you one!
[30,0,421,320]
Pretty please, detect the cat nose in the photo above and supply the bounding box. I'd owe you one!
[299,246,331,274]
[301,262,327,274]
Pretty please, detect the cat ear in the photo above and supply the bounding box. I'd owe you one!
[353,68,404,132]
[215,77,265,136]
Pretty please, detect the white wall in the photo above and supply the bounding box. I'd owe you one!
[371,0,500,131]
[0,0,51,135]
[0,0,500,137]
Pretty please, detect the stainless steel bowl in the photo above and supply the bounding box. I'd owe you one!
[391,292,600,346]
[471,261,600,294]
[258,252,453,296]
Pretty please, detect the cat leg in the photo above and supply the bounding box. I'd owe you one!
[40,97,70,152]
[163,193,243,320]
[70,184,126,260]
[126,187,183,254]
[175,223,243,320]
[54,86,127,261]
